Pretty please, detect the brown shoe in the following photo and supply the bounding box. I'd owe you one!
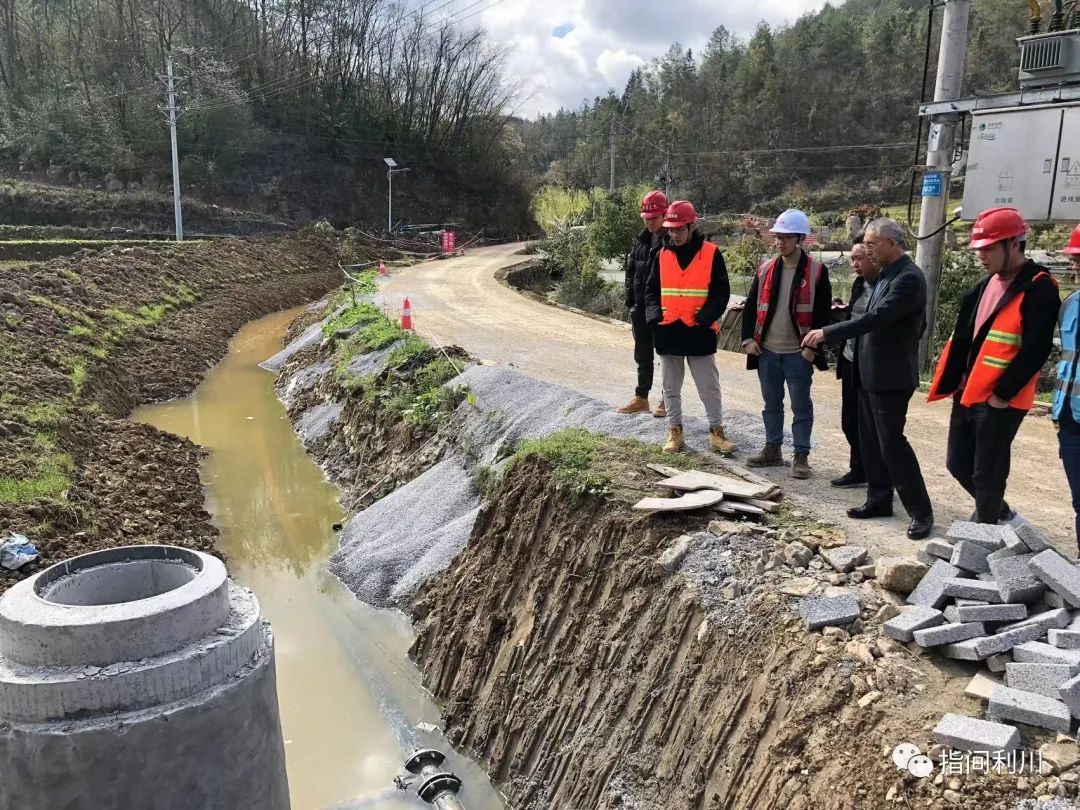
[663,426,685,453]
[747,444,784,467]
[792,452,811,479]
[653,399,667,418]
[709,425,736,456]
[616,396,650,414]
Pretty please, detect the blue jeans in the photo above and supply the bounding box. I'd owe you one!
[1059,410,1080,550]
[757,349,814,455]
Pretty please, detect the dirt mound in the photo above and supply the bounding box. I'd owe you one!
[410,454,1065,809]
[0,233,342,587]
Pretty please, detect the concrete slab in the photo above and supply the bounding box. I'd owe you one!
[932,713,1020,753]
[1059,672,1080,719]
[955,603,1027,623]
[945,521,1007,550]
[969,624,1046,659]
[797,595,861,630]
[926,539,956,560]
[1006,663,1075,699]
[950,541,993,574]
[820,545,869,574]
[633,490,725,512]
[942,577,1002,603]
[913,622,986,648]
[965,672,1002,701]
[987,653,1011,672]
[989,553,1046,604]
[987,546,1020,564]
[883,606,945,643]
[1013,641,1080,668]
[1001,607,1072,634]
[1046,591,1068,609]
[1016,522,1055,553]
[988,684,1072,732]
[907,560,965,609]
[1049,629,1080,650]
[1031,550,1080,608]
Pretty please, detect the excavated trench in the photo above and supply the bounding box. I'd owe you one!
[269,282,1066,810]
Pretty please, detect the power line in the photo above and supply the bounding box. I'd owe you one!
[678,142,914,157]
[445,0,508,25]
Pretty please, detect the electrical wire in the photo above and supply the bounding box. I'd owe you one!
[907,2,936,236]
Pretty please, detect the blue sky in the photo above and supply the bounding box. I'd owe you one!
[404,0,831,117]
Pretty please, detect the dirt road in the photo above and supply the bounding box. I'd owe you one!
[382,243,1073,558]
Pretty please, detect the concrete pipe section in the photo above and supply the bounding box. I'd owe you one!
[0,545,289,810]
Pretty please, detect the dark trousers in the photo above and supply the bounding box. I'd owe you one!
[1059,409,1080,549]
[946,400,1024,524]
[858,386,933,518]
[839,356,863,476]
[630,308,655,398]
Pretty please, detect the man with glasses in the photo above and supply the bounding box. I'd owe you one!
[803,218,934,539]
[644,200,737,455]
[740,208,832,479]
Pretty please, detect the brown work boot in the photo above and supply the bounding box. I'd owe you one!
[616,395,650,414]
[653,399,667,418]
[747,444,783,467]
[792,452,811,479]
[663,426,685,454]
[709,425,736,456]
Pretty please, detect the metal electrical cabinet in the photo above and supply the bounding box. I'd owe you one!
[962,107,1062,221]
[1051,106,1080,219]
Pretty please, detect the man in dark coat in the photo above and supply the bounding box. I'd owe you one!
[617,189,668,417]
[803,218,934,540]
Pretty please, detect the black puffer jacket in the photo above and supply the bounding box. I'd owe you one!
[624,228,661,310]
[644,230,730,356]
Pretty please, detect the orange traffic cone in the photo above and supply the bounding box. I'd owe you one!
[401,297,413,330]
[378,259,387,276]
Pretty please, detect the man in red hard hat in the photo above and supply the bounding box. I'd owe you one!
[928,207,1059,525]
[1054,225,1080,549]
[617,190,669,417]
[644,200,737,455]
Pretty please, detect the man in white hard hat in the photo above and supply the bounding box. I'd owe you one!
[740,208,832,479]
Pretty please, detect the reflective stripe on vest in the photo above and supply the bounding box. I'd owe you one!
[1054,292,1080,420]
[752,254,821,345]
[929,271,1056,410]
[658,241,720,332]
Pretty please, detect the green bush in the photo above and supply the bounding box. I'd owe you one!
[933,249,985,356]
[530,186,591,235]
[587,184,650,260]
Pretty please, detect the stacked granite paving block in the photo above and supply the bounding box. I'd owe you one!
[887,520,1080,746]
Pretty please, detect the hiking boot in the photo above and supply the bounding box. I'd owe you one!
[709,425,736,456]
[616,396,650,414]
[663,426,685,454]
[746,444,784,468]
[653,399,667,418]
[792,452,811,479]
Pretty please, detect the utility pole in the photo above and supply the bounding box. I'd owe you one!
[160,54,184,242]
[609,117,616,193]
[916,0,970,370]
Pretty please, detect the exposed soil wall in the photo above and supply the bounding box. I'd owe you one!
[407,456,1057,810]
[0,233,344,591]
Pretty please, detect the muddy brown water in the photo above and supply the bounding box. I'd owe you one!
[134,307,504,810]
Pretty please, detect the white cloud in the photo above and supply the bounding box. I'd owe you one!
[596,48,645,88]
[426,0,834,116]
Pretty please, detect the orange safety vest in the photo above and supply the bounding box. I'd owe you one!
[753,254,822,345]
[658,240,720,333]
[928,271,1055,410]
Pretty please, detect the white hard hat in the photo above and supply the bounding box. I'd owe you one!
[771,208,812,236]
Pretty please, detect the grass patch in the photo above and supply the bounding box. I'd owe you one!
[70,359,88,396]
[510,428,694,498]
[0,452,74,503]
[322,300,383,337]
[23,403,66,428]
[68,324,93,338]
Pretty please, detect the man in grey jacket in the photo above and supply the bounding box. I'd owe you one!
[802,218,934,539]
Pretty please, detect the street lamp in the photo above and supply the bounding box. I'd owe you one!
[383,157,411,234]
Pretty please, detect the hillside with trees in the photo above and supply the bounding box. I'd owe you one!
[516,0,1030,216]
[0,0,531,231]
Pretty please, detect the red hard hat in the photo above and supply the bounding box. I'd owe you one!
[968,207,1029,249]
[1063,224,1080,255]
[662,200,698,228]
[640,190,670,220]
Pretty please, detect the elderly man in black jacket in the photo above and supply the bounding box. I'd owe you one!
[617,189,669,417]
[803,218,934,539]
